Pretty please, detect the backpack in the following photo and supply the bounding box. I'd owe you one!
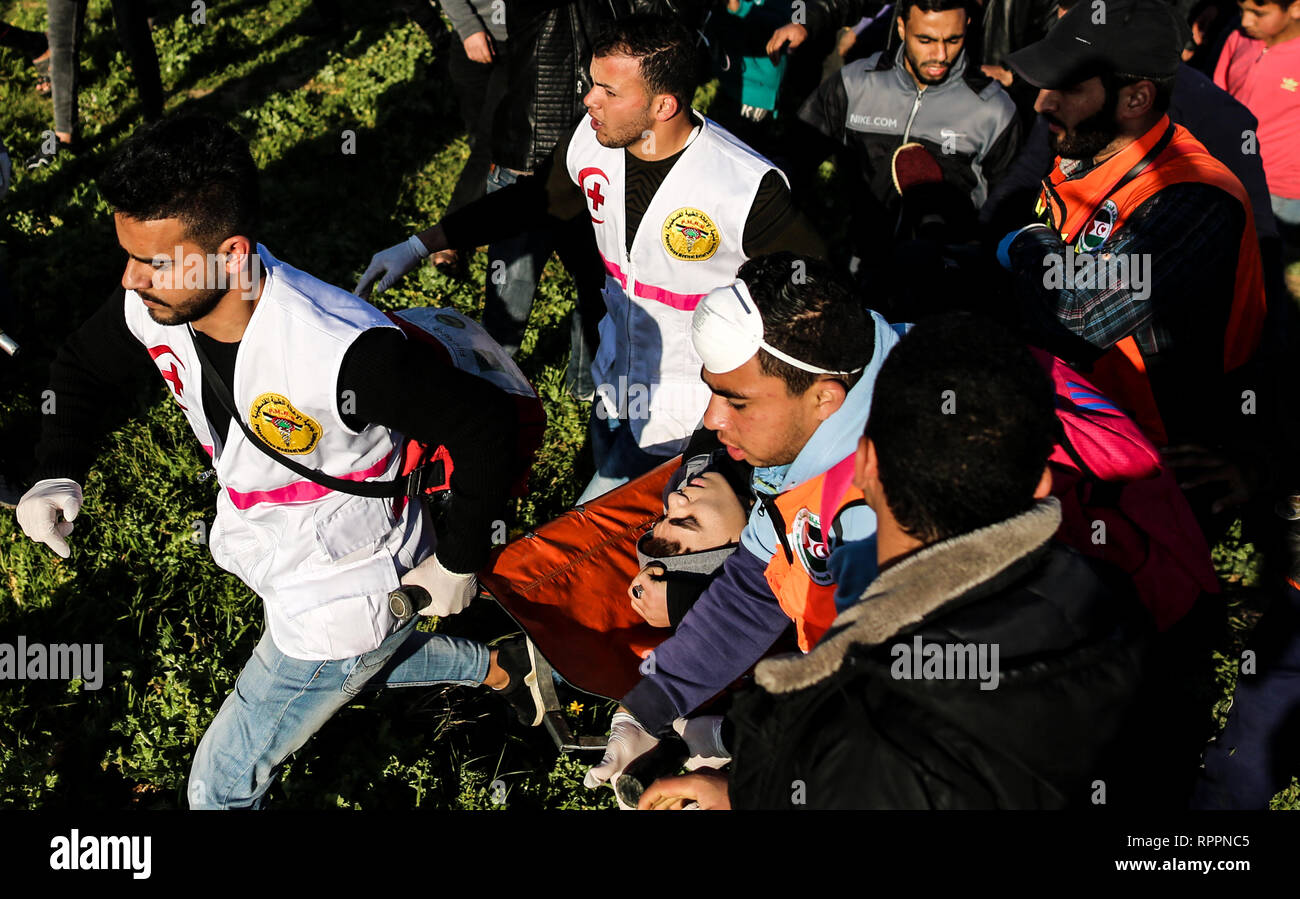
[191,307,544,515]
[385,308,546,504]
[1033,348,1220,630]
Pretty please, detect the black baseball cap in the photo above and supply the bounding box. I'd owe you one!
[1007,0,1183,90]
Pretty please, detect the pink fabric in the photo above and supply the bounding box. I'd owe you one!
[632,280,707,311]
[819,453,858,521]
[600,254,628,289]
[1215,30,1300,199]
[598,253,706,310]
[225,449,397,510]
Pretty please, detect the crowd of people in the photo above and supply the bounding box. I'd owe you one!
[7,0,1300,810]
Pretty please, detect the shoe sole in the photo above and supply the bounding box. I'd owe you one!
[521,638,546,727]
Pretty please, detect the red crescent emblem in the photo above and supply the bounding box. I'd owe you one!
[148,344,188,410]
[578,166,610,225]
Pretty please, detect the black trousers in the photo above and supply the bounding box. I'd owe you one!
[47,0,162,138]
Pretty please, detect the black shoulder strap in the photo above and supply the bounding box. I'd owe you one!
[188,328,414,499]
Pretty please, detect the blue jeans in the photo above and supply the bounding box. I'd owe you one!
[187,617,488,809]
[482,164,555,356]
[576,414,670,504]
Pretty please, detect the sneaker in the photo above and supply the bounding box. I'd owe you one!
[493,635,544,727]
[25,138,71,171]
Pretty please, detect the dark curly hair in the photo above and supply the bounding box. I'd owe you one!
[865,314,1061,544]
[591,13,704,115]
[98,115,260,251]
[737,252,876,396]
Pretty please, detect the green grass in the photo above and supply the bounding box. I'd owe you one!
[0,0,1294,810]
[0,0,611,810]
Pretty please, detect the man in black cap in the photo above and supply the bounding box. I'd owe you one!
[996,0,1269,534]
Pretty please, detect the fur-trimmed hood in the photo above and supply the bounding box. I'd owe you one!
[755,497,1063,694]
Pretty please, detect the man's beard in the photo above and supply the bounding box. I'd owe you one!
[597,106,656,150]
[904,47,955,86]
[1047,91,1121,160]
[140,286,226,326]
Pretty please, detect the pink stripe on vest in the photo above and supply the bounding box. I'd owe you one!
[601,254,628,289]
[225,449,397,510]
[632,281,706,312]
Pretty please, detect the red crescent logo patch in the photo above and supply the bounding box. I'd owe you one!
[578,166,611,225]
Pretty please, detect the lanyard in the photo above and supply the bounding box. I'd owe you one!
[1041,122,1176,240]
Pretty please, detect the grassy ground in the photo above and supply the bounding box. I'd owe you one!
[0,0,1294,809]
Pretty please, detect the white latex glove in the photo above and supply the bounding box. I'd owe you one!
[584,710,659,789]
[400,553,477,617]
[355,235,428,299]
[16,478,83,559]
[673,715,730,763]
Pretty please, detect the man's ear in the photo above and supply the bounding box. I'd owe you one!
[811,377,848,421]
[219,235,253,273]
[1033,464,1053,499]
[654,92,682,122]
[852,434,872,491]
[1118,80,1156,120]
[855,435,884,509]
[896,14,906,43]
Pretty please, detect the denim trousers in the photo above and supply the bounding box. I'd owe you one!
[481,164,556,356]
[187,616,489,809]
[575,414,670,504]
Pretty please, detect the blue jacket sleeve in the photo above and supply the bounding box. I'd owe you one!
[621,544,791,734]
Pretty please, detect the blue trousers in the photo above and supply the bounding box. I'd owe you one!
[187,618,489,809]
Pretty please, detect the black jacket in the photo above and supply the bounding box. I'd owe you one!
[491,1,627,173]
[727,498,1151,809]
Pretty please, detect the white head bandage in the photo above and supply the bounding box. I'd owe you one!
[691,278,863,377]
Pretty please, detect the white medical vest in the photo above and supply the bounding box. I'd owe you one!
[122,245,427,660]
[566,113,784,454]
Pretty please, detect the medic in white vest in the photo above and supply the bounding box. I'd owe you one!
[122,244,425,660]
[565,107,784,455]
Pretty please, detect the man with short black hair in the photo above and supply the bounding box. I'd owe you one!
[638,314,1149,810]
[582,251,908,791]
[359,14,825,502]
[14,115,541,808]
[797,0,1021,264]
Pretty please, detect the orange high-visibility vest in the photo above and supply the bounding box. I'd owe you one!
[1036,116,1266,445]
[763,454,864,652]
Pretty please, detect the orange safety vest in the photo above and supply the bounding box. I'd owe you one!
[1035,116,1266,446]
[763,454,865,652]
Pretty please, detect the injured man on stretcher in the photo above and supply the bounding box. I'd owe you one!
[627,448,754,630]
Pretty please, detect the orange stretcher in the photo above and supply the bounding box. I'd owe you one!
[479,457,679,711]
